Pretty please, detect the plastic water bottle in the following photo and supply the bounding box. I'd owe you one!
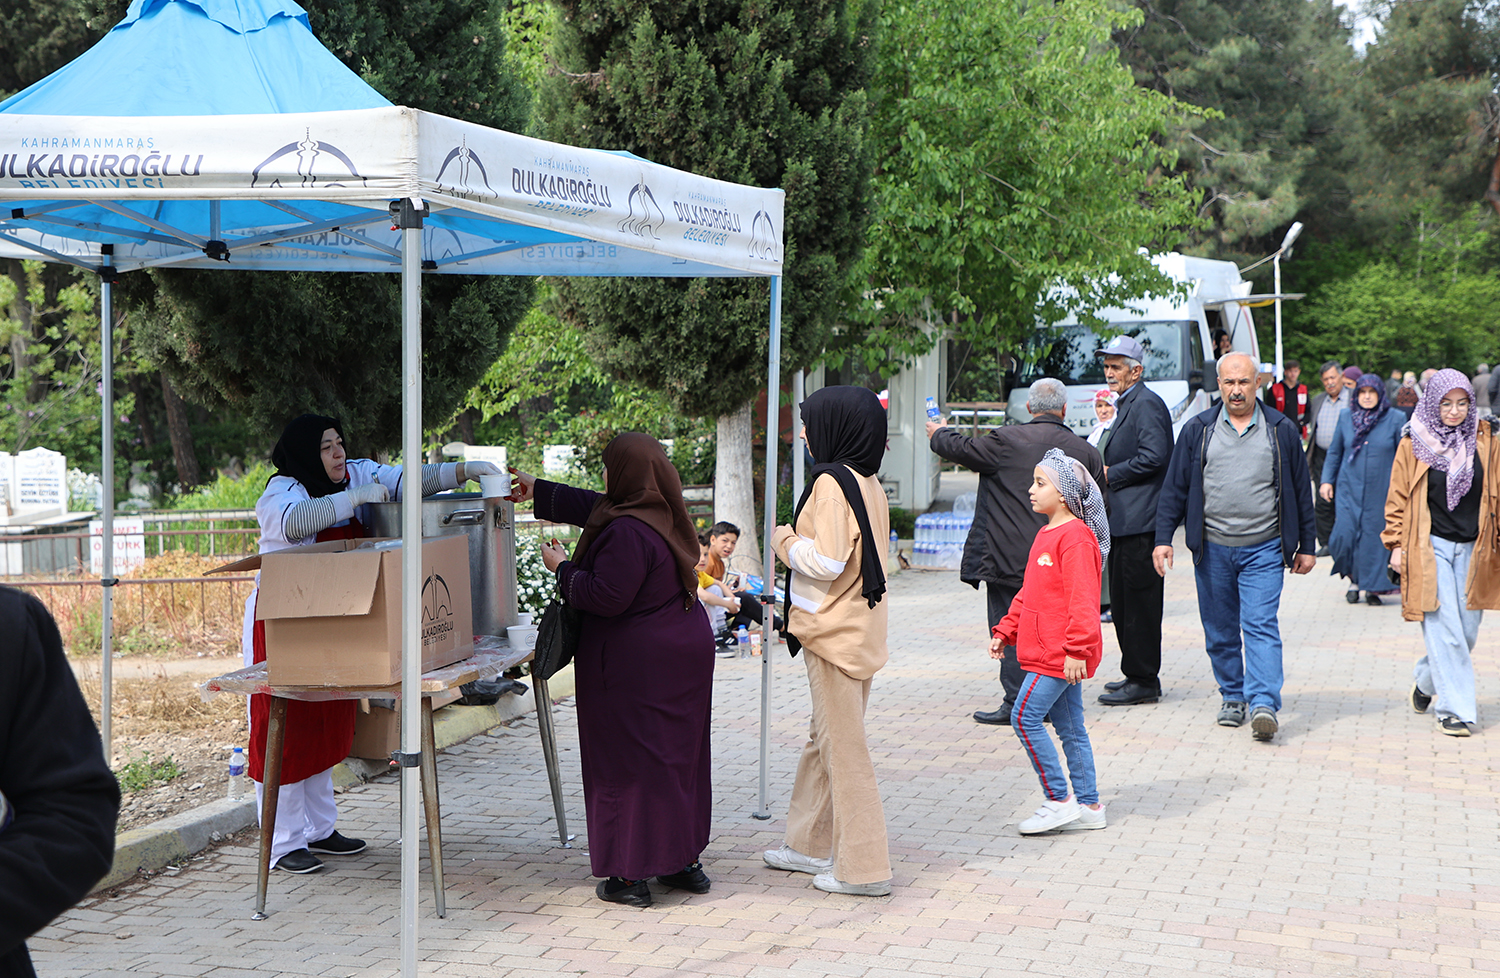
[926,396,941,420]
[736,625,750,658]
[227,747,247,799]
[889,529,898,557]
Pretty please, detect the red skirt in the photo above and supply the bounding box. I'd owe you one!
[246,518,362,784]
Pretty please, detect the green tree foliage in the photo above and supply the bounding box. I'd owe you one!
[0,262,121,468]
[537,0,877,419]
[0,0,125,98]
[852,0,1205,372]
[128,0,536,453]
[1115,0,1357,262]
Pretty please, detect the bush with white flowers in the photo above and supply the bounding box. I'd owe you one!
[515,537,557,617]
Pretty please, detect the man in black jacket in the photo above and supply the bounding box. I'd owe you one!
[1093,335,1175,706]
[1,588,119,978]
[1153,353,1317,743]
[927,377,1105,723]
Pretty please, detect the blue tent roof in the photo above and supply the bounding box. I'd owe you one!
[0,0,391,115]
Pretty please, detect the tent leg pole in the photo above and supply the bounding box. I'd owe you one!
[99,250,115,766]
[397,199,426,978]
[756,276,783,821]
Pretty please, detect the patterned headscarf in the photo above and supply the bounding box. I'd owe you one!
[1036,448,1111,561]
[1409,368,1478,511]
[1349,373,1390,459]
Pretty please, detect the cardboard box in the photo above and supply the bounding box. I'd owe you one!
[349,689,462,760]
[215,534,474,687]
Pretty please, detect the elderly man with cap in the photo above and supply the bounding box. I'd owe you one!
[1093,335,1174,706]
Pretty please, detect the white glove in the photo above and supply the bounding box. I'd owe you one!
[462,461,502,480]
[348,482,390,506]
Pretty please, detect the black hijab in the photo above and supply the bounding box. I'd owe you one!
[784,386,888,654]
[270,414,348,498]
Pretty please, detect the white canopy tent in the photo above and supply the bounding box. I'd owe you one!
[0,0,785,968]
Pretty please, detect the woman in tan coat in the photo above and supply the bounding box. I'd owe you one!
[763,386,893,897]
[1382,369,1500,736]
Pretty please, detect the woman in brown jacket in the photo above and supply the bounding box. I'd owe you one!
[1382,369,1500,736]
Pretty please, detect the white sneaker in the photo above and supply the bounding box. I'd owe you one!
[1055,803,1106,832]
[1018,797,1081,834]
[812,873,891,896]
[763,845,832,875]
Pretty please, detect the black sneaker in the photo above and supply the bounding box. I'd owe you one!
[275,849,324,874]
[307,831,367,856]
[1438,716,1472,737]
[657,860,711,893]
[1410,684,1432,714]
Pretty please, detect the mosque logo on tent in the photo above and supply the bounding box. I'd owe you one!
[434,137,496,198]
[748,208,780,261]
[618,175,665,240]
[249,129,367,189]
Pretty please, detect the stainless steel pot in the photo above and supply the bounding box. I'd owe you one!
[365,493,517,637]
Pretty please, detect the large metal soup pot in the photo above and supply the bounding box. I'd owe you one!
[365,493,518,637]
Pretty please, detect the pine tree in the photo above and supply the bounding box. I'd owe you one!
[537,0,877,556]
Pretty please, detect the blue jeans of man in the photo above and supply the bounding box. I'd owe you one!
[1194,537,1286,711]
[1010,672,1098,805]
[1416,536,1481,723]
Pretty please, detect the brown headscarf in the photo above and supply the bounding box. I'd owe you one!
[572,433,700,597]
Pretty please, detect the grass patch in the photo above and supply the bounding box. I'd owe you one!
[117,751,183,792]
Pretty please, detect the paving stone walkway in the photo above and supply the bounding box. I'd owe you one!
[34,545,1500,977]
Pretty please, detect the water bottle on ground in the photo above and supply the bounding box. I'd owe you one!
[227,747,247,800]
[889,529,898,557]
[736,625,750,658]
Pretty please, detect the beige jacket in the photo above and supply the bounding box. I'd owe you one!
[772,469,890,680]
[1381,422,1500,622]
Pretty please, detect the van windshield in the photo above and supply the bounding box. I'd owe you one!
[1015,321,1190,385]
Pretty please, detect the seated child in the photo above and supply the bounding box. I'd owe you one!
[990,448,1109,835]
[695,532,739,652]
[706,520,785,634]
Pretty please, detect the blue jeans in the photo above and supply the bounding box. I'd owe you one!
[1011,673,1098,805]
[1194,537,1286,711]
[1416,536,1481,723]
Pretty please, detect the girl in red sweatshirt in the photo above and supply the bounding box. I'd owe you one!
[991,447,1109,835]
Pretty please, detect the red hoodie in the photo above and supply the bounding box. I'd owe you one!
[992,519,1103,679]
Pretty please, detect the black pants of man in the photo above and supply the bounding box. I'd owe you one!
[1309,444,1336,549]
[986,581,1024,710]
[1109,531,1163,690]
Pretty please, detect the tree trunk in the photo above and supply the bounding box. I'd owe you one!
[714,399,761,575]
[160,371,203,489]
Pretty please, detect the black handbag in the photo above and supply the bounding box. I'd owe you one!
[532,597,582,681]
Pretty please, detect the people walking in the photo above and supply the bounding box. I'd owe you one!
[1383,369,1500,737]
[926,378,1104,724]
[1153,353,1317,742]
[1306,361,1350,556]
[765,386,894,897]
[990,449,1110,835]
[1321,374,1406,605]
[1093,335,1173,707]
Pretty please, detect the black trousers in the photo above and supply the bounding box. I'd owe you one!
[986,581,1024,709]
[1309,444,1336,548]
[1109,531,1163,689]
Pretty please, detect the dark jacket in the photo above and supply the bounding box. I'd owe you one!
[1305,387,1348,472]
[1099,380,1173,536]
[1154,403,1317,567]
[929,415,1105,588]
[0,588,119,978]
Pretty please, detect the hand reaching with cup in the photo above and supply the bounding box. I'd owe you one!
[540,537,569,572]
[506,467,536,504]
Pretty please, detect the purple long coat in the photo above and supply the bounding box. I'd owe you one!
[537,481,716,879]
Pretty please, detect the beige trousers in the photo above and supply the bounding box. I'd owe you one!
[784,651,892,885]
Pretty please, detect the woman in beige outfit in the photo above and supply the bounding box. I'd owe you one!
[764,386,893,896]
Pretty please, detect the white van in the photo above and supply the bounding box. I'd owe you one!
[1006,253,1262,437]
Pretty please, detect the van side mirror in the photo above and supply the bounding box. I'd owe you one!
[1191,358,1215,392]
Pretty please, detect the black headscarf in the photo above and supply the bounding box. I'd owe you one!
[270,414,348,498]
[784,386,888,654]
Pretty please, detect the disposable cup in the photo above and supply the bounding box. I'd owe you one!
[507,625,538,650]
[479,473,509,498]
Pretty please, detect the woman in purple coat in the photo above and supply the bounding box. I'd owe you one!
[509,433,715,908]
